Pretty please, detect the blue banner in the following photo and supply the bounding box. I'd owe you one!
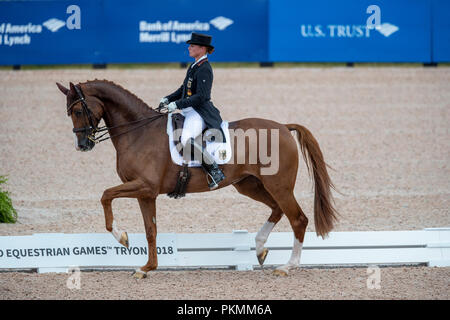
[432,0,450,62]
[100,0,268,63]
[0,0,268,65]
[269,0,432,62]
[0,0,104,65]
[1,0,449,65]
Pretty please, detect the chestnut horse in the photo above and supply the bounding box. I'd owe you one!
[56,80,338,278]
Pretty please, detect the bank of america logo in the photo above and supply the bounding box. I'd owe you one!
[43,18,66,32]
[210,16,233,30]
[375,23,399,37]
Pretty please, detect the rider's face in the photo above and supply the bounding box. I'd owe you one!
[188,44,206,60]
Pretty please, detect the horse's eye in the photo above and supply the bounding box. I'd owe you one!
[74,110,82,116]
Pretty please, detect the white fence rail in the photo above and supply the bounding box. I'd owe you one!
[0,228,448,273]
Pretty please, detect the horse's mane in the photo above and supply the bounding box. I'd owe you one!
[82,79,154,112]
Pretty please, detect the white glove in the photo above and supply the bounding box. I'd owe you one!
[167,101,177,112]
[158,97,169,110]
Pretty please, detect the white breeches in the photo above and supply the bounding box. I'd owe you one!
[180,107,206,146]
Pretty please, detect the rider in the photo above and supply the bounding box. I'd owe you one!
[160,32,226,190]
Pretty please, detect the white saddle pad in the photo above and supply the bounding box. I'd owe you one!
[166,113,232,167]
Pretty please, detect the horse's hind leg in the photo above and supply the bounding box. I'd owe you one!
[233,176,283,266]
[268,191,308,276]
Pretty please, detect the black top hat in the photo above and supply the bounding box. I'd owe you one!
[186,33,214,49]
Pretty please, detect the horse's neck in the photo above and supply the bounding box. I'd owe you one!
[89,82,155,126]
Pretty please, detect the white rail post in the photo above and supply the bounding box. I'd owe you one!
[232,230,253,271]
[425,228,450,267]
[33,233,69,274]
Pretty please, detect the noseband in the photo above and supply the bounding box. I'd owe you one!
[67,85,166,144]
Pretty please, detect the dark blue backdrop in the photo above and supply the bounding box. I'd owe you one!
[432,0,450,62]
[100,0,268,63]
[269,0,431,62]
[0,0,104,64]
[0,0,268,65]
[0,0,449,65]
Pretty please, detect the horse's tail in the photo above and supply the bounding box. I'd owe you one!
[285,123,339,238]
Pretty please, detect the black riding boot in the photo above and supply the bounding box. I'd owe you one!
[187,138,225,190]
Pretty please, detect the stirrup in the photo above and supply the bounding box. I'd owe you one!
[205,169,225,190]
[206,173,219,190]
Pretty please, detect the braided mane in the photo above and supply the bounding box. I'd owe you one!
[82,79,153,112]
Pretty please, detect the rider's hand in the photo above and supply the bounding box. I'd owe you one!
[158,97,169,109]
[167,102,177,113]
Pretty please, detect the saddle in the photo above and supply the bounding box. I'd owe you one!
[166,112,232,199]
[170,112,215,158]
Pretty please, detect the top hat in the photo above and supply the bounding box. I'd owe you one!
[186,33,214,49]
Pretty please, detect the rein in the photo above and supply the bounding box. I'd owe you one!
[68,85,167,144]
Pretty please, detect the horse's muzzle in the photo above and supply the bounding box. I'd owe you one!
[73,126,96,152]
[76,134,95,152]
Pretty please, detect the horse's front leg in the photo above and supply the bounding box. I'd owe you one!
[133,197,157,279]
[100,179,151,247]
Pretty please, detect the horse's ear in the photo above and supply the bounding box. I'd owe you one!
[69,82,76,92]
[56,82,69,96]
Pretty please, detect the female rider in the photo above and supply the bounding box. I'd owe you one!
[160,33,225,190]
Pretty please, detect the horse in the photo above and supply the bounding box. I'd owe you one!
[56,79,338,278]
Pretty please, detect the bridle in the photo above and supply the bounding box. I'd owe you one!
[67,85,167,144]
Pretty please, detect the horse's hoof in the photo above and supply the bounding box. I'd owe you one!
[272,269,288,277]
[257,248,269,266]
[119,232,129,248]
[133,270,147,279]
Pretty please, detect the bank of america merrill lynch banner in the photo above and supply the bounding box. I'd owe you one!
[0,0,449,65]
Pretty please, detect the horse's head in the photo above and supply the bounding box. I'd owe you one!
[56,82,105,152]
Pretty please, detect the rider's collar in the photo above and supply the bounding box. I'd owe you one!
[191,54,208,68]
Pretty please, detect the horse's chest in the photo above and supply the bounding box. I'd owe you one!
[116,152,164,183]
[116,157,135,182]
